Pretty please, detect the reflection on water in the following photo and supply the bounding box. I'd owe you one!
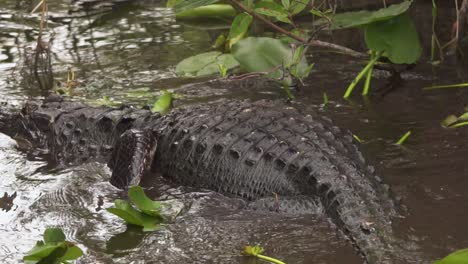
[0,0,468,263]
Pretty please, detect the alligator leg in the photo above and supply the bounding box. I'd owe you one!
[109,129,157,189]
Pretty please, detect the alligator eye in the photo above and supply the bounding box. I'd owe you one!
[213,127,222,133]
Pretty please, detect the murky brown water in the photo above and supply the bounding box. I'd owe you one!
[1,0,467,263]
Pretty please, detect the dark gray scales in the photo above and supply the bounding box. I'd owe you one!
[0,98,414,263]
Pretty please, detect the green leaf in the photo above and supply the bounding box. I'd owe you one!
[435,248,468,264]
[228,12,253,48]
[176,4,236,19]
[254,1,292,24]
[314,0,412,29]
[24,244,62,261]
[290,0,310,14]
[151,90,173,114]
[61,243,83,260]
[441,115,459,128]
[231,37,309,79]
[175,51,239,77]
[173,0,219,13]
[107,200,160,231]
[364,13,422,64]
[212,34,226,49]
[43,228,66,244]
[281,0,290,9]
[128,186,163,218]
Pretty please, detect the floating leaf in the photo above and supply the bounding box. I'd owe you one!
[176,4,236,19]
[43,228,66,244]
[128,186,163,218]
[231,37,309,79]
[243,245,264,256]
[24,228,83,263]
[61,244,83,261]
[243,245,286,264]
[24,244,63,262]
[175,51,239,77]
[151,90,173,114]
[107,199,160,232]
[228,12,253,48]
[173,0,219,13]
[364,13,422,64]
[435,248,468,264]
[314,0,413,29]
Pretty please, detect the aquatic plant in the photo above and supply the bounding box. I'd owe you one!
[107,186,164,232]
[170,0,423,99]
[23,228,83,264]
[243,245,285,264]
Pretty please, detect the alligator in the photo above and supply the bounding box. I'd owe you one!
[0,97,417,263]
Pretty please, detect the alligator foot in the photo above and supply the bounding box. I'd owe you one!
[109,129,157,189]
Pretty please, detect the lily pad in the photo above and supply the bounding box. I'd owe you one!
[175,51,239,77]
[314,0,412,29]
[364,13,421,64]
[43,228,66,244]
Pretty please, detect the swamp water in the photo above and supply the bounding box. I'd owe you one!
[0,0,467,263]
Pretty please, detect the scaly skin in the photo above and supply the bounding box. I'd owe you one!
[0,98,419,263]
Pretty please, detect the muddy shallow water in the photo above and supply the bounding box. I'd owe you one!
[1,0,468,263]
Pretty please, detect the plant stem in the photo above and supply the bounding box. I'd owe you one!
[362,52,375,96]
[256,254,286,264]
[396,131,411,145]
[343,52,381,98]
[227,0,366,58]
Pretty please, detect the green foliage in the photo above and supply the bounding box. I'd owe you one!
[254,1,292,24]
[434,248,468,264]
[243,245,286,264]
[441,112,468,128]
[23,228,83,264]
[365,13,422,64]
[176,4,236,19]
[231,37,310,80]
[175,51,239,77]
[106,186,164,232]
[228,12,253,48]
[314,0,412,29]
[151,90,173,114]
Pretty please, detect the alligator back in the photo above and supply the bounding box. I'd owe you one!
[147,100,403,263]
[0,98,415,263]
